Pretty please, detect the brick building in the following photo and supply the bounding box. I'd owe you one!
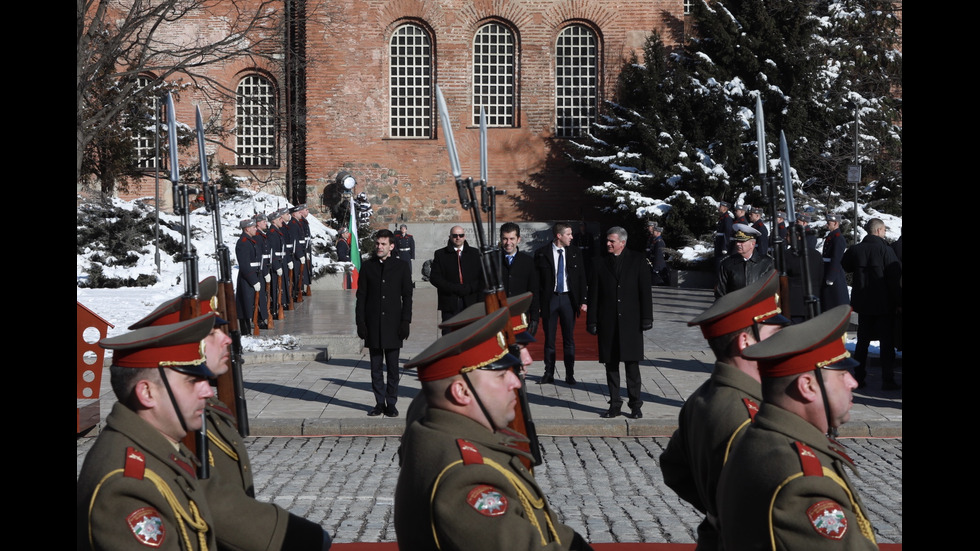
[122,0,688,225]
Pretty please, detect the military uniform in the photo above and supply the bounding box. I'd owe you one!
[395,408,589,551]
[660,272,789,551]
[78,403,216,551]
[717,403,878,550]
[235,224,261,329]
[394,230,416,274]
[203,399,329,550]
[714,205,733,259]
[821,223,849,310]
[253,217,272,325]
[268,214,288,317]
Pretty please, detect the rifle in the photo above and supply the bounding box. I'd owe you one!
[252,289,261,336]
[779,131,820,320]
[277,272,285,319]
[756,96,792,319]
[198,105,249,438]
[437,86,541,468]
[166,93,208,478]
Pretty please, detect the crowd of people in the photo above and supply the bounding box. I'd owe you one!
[79,208,899,550]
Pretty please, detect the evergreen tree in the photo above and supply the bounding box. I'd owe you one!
[568,0,902,247]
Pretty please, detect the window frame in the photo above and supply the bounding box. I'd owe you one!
[235,73,279,168]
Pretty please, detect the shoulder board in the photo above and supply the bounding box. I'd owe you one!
[170,453,196,478]
[828,439,855,466]
[741,397,760,421]
[793,441,824,477]
[124,446,146,480]
[456,439,484,465]
[209,401,233,417]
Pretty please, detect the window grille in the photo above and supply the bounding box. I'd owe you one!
[555,25,597,138]
[390,24,433,138]
[473,22,515,127]
[134,76,159,169]
[236,75,276,166]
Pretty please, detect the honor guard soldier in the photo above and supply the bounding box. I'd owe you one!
[821,214,849,310]
[77,314,219,551]
[394,308,593,551]
[287,205,308,302]
[748,207,769,257]
[660,272,790,551]
[714,201,734,267]
[732,203,749,226]
[252,212,272,329]
[717,305,879,551]
[128,279,333,551]
[394,224,416,277]
[235,218,261,334]
[268,208,289,318]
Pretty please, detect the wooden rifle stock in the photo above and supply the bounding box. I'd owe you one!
[296,262,305,302]
[252,289,260,335]
[216,280,250,437]
[266,277,274,329]
[277,274,285,318]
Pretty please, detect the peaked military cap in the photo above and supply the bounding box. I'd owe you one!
[407,308,519,382]
[718,201,731,208]
[741,305,859,378]
[128,277,226,329]
[688,271,790,339]
[100,313,218,378]
[439,292,536,345]
[732,223,761,242]
[253,212,268,223]
[825,214,841,223]
[239,218,256,229]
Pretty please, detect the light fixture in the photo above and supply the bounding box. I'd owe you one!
[337,171,356,191]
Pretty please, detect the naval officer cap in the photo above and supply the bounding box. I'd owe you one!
[407,308,520,382]
[732,223,761,242]
[741,305,859,378]
[128,277,227,329]
[100,313,218,378]
[439,292,536,345]
[688,271,790,339]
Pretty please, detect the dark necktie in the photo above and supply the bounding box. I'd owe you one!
[506,255,514,266]
[457,249,463,284]
[556,249,565,293]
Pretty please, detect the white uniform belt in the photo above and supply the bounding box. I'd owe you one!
[249,262,260,267]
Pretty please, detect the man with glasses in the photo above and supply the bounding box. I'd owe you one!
[429,225,483,333]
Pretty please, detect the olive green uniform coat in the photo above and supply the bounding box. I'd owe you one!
[394,408,592,551]
[77,402,217,551]
[717,403,878,550]
[660,361,762,551]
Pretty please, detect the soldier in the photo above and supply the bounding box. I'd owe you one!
[253,212,272,329]
[717,305,878,550]
[235,218,261,334]
[394,224,416,278]
[714,201,734,268]
[287,206,307,302]
[299,203,313,294]
[268,208,289,318]
[715,224,775,298]
[127,281,333,550]
[77,314,219,551]
[748,207,769,258]
[821,214,849,310]
[645,221,669,286]
[732,203,749,226]
[394,308,593,551]
[660,272,790,551]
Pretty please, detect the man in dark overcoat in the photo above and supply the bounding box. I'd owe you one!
[429,225,483,332]
[820,214,849,310]
[356,229,414,416]
[499,222,539,336]
[586,226,653,419]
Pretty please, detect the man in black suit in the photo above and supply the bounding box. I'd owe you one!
[499,222,539,337]
[356,229,414,417]
[534,222,588,384]
[429,225,483,334]
[587,227,653,419]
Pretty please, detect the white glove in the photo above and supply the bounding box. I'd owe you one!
[287,261,294,270]
[253,282,261,292]
[276,268,283,276]
[265,274,271,283]
[300,257,306,265]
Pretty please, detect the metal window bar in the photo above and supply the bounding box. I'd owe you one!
[389,24,432,138]
[236,75,276,166]
[555,25,597,138]
[473,22,515,127]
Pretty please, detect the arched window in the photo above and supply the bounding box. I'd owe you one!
[555,24,598,138]
[390,23,433,138]
[473,22,515,127]
[236,75,277,166]
[134,75,159,169]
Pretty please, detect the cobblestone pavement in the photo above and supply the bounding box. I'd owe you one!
[76,435,902,545]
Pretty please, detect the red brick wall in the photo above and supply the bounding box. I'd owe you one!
[118,1,686,226]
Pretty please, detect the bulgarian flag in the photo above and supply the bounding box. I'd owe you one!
[348,195,360,289]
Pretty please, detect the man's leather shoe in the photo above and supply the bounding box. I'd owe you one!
[565,375,577,385]
[600,407,620,419]
[537,374,555,384]
[367,405,384,417]
[628,409,643,419]
[385,405,399,417]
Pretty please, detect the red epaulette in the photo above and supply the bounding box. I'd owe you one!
[456,439,484,465]
[793,441,824,477]
[210,402,233,417]
[170,453,196,477]
[124,446,146,480]
[828,439,855,466]
[741,398,760,421]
